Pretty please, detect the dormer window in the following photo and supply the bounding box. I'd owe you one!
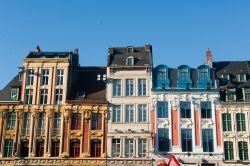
[244,88,250,101]
[126,56,134,66]
[199,71,209,82]
[11,88,19,101]
[226,88,236,101]
[177,65,192,88]
[221,74,230,81]
[239,74,246,82]
[127,46,133,54]
[179,69,188,81]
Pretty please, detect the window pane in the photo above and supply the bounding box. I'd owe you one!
[126,79,134,96]
[222,113,232,132]
[125,139,134,157]
[138,79,146,96]
[180,102,191,118]
[138,104,147,122]
[112,105,121,122]
[201,102,212,118]
[125,105,134,122]
[113,79,121,96]
[181,129,192,152]
[158,128,169,152]
[4,139,13,157]
[157,102,168,118]
[224,141,234,160]
[6,112,16,130]
[236,113,246,131]
[202,129,214,152]
[112,139,120,157]
[138,139,147,157]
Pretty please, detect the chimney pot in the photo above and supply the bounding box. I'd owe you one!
[73,48,78,54]
[36,45,41,52]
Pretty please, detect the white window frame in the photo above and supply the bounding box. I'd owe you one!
[40,89,48,105]
[125,79,134,96]
[138,139,147,157]
[27,69,35,85]
[112,105,121,123]
[56,69,64,86]
[125,105,134,123]
[138,104,147,122]
[41,69,49,85]
[25,89,33,104]
[138,79,147,96]
[112,139,121,157]
[10,88,19,101]
[55,89,63,105]
[125,139,134,158]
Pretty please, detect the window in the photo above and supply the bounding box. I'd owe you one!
[53,112,61,135]
[227,88,235,101]
[244,88,250,101]
[239,74,246,82]
[126,57,134,66]
[157,102,168,118]
[18,72,22,81]
[20,140,29,157]
[202,129,214,152]
[138,79,146,96]
[201,102,212,118]
[27,69,35,85]
[112,139,121,157]
[91,113,102,130]
[112,105,121,122]
[55,89,63,105]
[11,88,19,100]
[127,47,133,53]
[22,112,31,135]
[181,129,192,152]
[238,141,248,160]
[37,112,46,136]
[125,139,134,157]
[91,140,101,157]
[221,74,230,81]
[199,71,209,81]
[224,141,234,160]
[113,79,121,96]
[36,140,44,157]
[25,89,33,104]
[138,104,147,122]
[179,70,188,81]
[138,139,147,157]
[51,140,60,157]
[222,113,232,131]
[236,113,246,131]
[40,89,48,104]
[4,139,13,157]
[158,128,169,152]
[126,79,134,96]
[180,102,191,118]
[70,140,80,157]
[125,105,134,122]
[56,69,64,85]
[71,113,81,130]
[41,69,49,85]
[6,112,16,130]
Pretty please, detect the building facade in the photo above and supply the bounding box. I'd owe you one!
[106,45,153,166]
[0,47,108,166]
[151,50,223,166]
[214,61,250,165]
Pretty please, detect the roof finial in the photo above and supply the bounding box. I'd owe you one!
[205,48,212,67]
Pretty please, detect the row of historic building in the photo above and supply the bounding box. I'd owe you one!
[0,45,249,166]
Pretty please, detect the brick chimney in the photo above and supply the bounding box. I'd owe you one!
[205,48,212,67]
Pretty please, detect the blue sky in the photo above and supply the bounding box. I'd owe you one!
[0,1,250,89]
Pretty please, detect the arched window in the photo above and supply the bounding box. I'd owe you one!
[177,65,192,88]
[154,65,170,89]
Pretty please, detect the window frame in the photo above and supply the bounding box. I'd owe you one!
[6,112,16,130]
[125,105,134,123]
[201,102,212,119]
[56,69,64,86]
[91,112,102,130]
[26,69,35,86]
[222,113,232,132]
[125,79,134,96]
[112,79,121,96]
[138,79,147,96]
[236,113,246,132]
[70,139,80,158]
[180,102,191,118]
[224,141,234,160]
[112,139,121,157]
[10,88,19,101]
[158,128,170,152]
[71,113,82,130]
[202,129,214,152]
[125,139,134,158]
[181,129,193,152]
[238,141,248,160]
[112,105,121,123]
[157,101,168,118]
[138,104,147,122]
[41,69,49,85]
[55,89,63,105]
[4,139,13,157]
[138,139,147,157]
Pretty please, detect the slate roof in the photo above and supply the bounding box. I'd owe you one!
[66,67,107,104]
[0,74,21,102]
[213,61,250,87]
[107,45,153,67]
[26,51,72,59]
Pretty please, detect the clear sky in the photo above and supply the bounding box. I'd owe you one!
[1,0,250,89]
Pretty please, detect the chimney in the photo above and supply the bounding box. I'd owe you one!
[145,44,151,52]
[73,48,79,54]
[205,48,212,67]
[35,45,41,52]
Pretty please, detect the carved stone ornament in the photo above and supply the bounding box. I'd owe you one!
[0,109,7,118]
[17,110,24,119]
[31,109,38,118]
[84,110,90,120]
[46,109,54,119]
[63,109,70,123]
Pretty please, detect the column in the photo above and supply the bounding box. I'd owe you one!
[82,110,90,157]
[172,107,180,151]
[102,109,107,157]
[61,109,70,157]
[134,137,139,158]
[0,110,7,157]
[45,109,53,157]
[13,110,23,156]
[215,107,222,147]
[121,137,125,157]
[29,109,37,157]
[194,104,202,152]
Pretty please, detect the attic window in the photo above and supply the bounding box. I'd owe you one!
[221,74,230,81]
[239,74,246,82]
[126,56,134,66]
[127,47,133,54]
[11,88,19,101]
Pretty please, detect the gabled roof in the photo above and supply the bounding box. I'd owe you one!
[107,45,153,67]
[67,67,107,104]
[0,74,21,102]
